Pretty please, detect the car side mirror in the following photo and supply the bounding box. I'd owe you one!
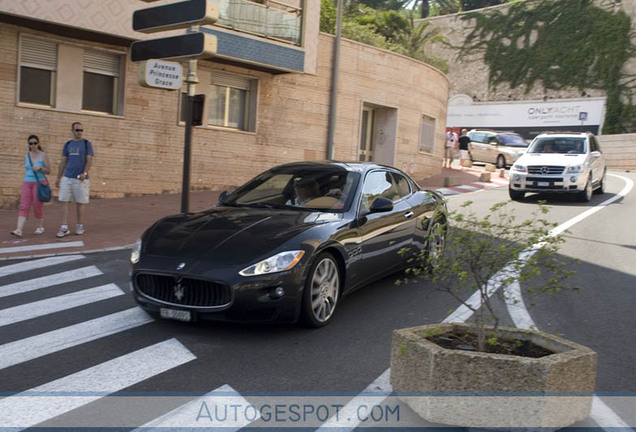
[218,191,229,204]
[369,197,394,213]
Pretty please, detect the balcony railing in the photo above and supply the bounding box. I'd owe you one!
[215,0,303,46]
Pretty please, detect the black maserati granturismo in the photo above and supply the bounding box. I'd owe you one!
[130,161,447,327]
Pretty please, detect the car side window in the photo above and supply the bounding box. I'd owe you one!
[392,173,411,199]
[589,135,600,153]
[359,170,399,212]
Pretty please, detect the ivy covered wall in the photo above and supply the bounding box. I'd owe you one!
[424,0,636,134]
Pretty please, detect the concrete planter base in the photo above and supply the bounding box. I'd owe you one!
[390,323,597,430]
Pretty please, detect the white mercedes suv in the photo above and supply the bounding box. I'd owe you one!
[509,132,606,202]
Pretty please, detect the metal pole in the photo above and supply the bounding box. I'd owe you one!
[181,56,198,213]
[326,0,343,160]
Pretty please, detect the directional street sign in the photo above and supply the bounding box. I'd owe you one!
[130,32,217,62]
[133,0,218,33]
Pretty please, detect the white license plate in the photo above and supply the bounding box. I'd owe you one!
[160,308,192,322]
[538,182,549,187]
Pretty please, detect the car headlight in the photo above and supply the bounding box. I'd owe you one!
[239,250,305,276]
[511,164,527,173]
[130,238,142,264]
[566,165,582,174]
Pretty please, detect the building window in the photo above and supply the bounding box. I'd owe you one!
[419,115,436,154]
[208,72,255,131]
[82,49,122,114]
[19,36,57,106]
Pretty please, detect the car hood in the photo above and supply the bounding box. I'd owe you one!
[141,206,341,265]
[517,153,587,166]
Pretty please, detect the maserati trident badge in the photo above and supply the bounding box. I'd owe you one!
[173,279,185,301]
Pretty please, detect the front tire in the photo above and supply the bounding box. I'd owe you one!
[579,176,593,202]
[509,187,525,201]
[301,252,340,327]
[595,170,606,195]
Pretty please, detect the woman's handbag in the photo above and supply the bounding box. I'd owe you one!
[27,154,52,203]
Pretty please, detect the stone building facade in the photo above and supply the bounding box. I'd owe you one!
[0,0,449,208]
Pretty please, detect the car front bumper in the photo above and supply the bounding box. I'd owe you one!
[509,171,588,193]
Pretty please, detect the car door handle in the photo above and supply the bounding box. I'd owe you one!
[404,211,414,219]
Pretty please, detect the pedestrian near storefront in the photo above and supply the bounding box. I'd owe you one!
[444,127,458,169]
[55,122,94,238]
[11,134,51,237]
[458,128,472,169]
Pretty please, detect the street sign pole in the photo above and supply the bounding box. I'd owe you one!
[181,54,199,213]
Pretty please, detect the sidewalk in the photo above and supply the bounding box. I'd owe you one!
[0,161,506,260]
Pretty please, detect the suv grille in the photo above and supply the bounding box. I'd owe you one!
[135,273,231,307]
[528,165,564,175]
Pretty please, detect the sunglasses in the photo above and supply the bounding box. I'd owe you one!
[74,129,84,132]
[29,142,39,145]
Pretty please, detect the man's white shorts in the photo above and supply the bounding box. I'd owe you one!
[59,177,90,204]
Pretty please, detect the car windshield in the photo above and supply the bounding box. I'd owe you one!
[527,137,586,154]
[498,134,527,147]
[221,166,360,213]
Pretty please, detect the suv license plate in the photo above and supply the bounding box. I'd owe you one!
[538,181,549,187]
[160,308,192,322]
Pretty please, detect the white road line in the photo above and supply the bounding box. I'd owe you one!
[1,338,196,430]
[0,307,153,370]
[0,241,84,254]
[0,265,102,299]
[133,384,256,430]
[0,283,124,327]
[455,185,481,191]
[0,255,84,278]
[317,369,391,431]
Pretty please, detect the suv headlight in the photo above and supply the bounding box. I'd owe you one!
[511,164,527,173]
[239,250,305,276]
[566,165,582,174]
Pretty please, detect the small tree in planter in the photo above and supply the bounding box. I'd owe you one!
[391,200,597,429]
[407,200,578,351]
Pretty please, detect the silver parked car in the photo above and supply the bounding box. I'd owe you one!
[508,132,606,202]
[467,129,528,168]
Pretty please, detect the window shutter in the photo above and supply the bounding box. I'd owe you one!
[84,50,120,76]
[211,72,251,90]
[20,36,57,70]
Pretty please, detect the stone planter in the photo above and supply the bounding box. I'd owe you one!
[390,323,597,429]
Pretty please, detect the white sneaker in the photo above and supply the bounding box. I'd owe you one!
[56,226,70,238]
[34,227,45,235]
[11,229,23,237]
[75,224,85,235]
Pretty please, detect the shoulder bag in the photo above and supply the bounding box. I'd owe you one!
[27,153,52,203]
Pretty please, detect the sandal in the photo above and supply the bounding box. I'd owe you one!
[11,229,23,237]
[35,227,45,235]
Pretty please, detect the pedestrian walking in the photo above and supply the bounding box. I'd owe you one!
[458,128,472,168]
[444,127,458,169]
[11,134,51,237]
[55,122,94,238]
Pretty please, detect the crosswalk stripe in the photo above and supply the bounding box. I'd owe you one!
[0,265,103,299]
[0,283,124,328]
[0,307,153,370]
[0,255,84,278]
[0,240,84,255]
[0,338,196,430]
[133,384,256,430]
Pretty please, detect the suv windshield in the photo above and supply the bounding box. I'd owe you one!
[498,134,527,147]
[528,137,586,154]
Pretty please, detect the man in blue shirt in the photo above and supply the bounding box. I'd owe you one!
[55,122,94,238]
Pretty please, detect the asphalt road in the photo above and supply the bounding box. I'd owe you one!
[1,170,634,429]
